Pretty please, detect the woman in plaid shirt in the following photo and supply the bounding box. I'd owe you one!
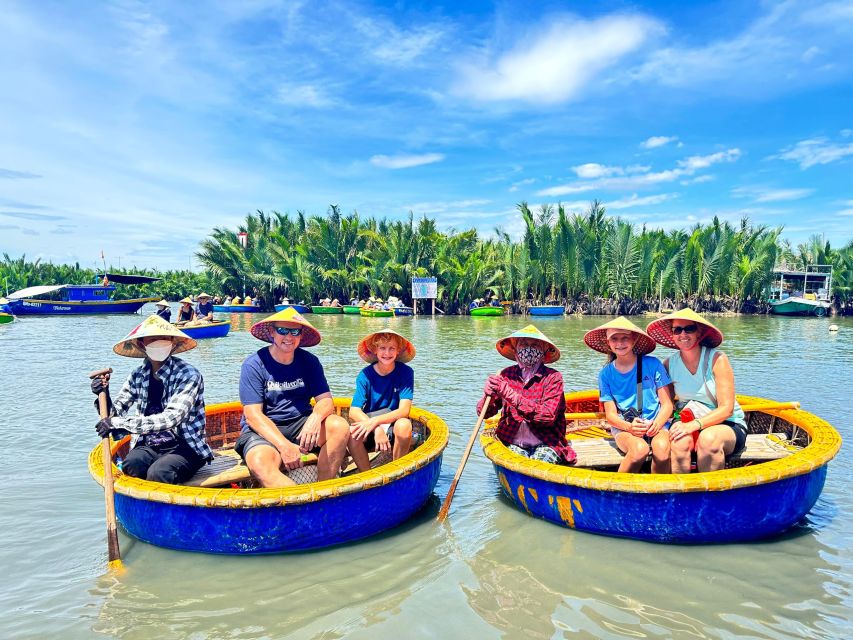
[90,315,212,484]
[477,325,576,465]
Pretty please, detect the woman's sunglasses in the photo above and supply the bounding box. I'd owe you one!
[274,326,303,336]
[672,324,699,335]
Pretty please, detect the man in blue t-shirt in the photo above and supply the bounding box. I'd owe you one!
[195,293,214,322]
[348,329,416,472]
[236,308,349,487]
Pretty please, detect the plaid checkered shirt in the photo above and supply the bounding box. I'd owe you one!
[477,363,573,462]
[111,356,213,461]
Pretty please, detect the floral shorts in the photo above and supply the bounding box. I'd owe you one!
[507,444,561,465]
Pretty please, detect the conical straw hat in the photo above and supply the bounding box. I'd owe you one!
[179,297,193,305]
[155,300,170,308]
[197,292,211,299]
[250,307,321,347]
[496,325,560,364]
[357,329,416,364]
[646,308,723,350]
[583,316,656,355]
[113,314,196,358]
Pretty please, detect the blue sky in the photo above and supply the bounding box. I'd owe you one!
[0,0,851,271]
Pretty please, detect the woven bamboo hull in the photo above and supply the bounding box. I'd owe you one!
[311,306,343,314]
[529,306,564,316]
[342,305,362,314]
[213,305,262,313]
[177,321,231,339]
[482,390,840,543]
[470,307,504,316]
[360,308,393,317]
[89,399,448,554]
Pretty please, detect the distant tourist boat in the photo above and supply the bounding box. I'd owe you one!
[393,306,414,316]
[274,303,311,313]
[768,265,833,317]
[482,389,841,543]
[213,304,262,312]
[88,398,448,554]
[3,274,160,315]
[343,305,362,314]
[176,320,231,339]
[470,306,505,317]
[529,305,564,316]
[360,308,393,317]
[312,305,343,314]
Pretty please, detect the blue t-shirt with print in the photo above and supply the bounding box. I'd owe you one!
[351,362,414,414]
[598,355,671,421]
[239,347,330,431]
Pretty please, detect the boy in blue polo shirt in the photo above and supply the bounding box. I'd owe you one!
[348,329,416,472]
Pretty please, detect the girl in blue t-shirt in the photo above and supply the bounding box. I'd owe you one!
[348,329,416,472]
[583,317,673,473]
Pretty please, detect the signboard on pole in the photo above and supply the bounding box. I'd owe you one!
[412,277,437,299]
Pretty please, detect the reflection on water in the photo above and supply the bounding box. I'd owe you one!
[0,309,851,638]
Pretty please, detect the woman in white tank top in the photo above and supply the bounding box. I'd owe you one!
[646,309,747,473]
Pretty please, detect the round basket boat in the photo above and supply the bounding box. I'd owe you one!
[274,303,311,313]
[529,305,564,316]
[89,398,448,554]
[212,304,261,313]
[176,320,231,339]
[360,308,394,317]
[470,307,504,317]
[481,390,841,544]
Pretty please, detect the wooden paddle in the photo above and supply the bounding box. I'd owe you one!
[437,395,492,522]
[89,367,123,571]
[563,401,801,422]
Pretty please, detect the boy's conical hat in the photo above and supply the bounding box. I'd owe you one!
[357,329,416,363]
[496,325,560,364]
[113,314,196,358]
[583,316,656,355]
[646,308,723,349]
[250,307,321,347]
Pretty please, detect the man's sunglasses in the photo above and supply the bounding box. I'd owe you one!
[274,326,303,336]
[672,324,699,335]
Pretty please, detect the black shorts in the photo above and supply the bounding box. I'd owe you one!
[727,421,748,455]
[235,414,310,460]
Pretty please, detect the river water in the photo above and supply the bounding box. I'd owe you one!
[1,308,850,639]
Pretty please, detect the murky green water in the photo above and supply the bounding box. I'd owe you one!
[1,308,851,639]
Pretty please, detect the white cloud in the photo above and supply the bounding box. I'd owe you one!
[454,14,662,104]
[771,137,853,169]
[404,198,491,214]
[801,46,821,62]
[732,186,815,202]
[680,175,715,185]
[606,193,678,209]
[276,84,335,108]
[370,153,445,169]
[538,148,740,196]
[838,209,853,216]
[641,135,678,149]
[509,178,536,192]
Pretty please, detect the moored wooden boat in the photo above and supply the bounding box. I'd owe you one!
[529,305,564,316]
[393,306,414,316]
[4,282,160,315]
[176,320,231,339]
[274,303,311,313]
[360,308,394,317]
[311,305,343,314]
[88,398,448,554]
[470,306,505,317]
[213,304,262,313]
[481,390,841,543]
[343,305,362,314]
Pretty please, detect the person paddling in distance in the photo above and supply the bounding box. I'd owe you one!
[236,307,349,487]
[176,297,195,325]
[195,292,214,322]
[347,329,416,472]
[89,315,212,484]
[154,300,171,322]
[478,325,577,464]
[646,309,748,473]
[584,317,673,473]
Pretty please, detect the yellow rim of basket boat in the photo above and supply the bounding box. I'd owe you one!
[481,390,841,494]
[88,398,449,508]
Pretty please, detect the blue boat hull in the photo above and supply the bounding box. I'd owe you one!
[529,306,564,316]
[275,304,311,313]
[179,322,231,339]
[6,297,156,315]
[115,455,442,553]
[213,305,262,313]
[492,462,827,543]
[393,307,414,316]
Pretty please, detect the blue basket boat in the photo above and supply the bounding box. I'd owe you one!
[89,398,448,554]
[213,304,262,313]
[529,305,564,316]
[393,306,414,316]
[177,320,231,339]
[274,304,311,313]
[481,390,841,544]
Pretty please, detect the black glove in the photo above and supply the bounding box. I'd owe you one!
[91,377,109,395]
[95,417,113,439]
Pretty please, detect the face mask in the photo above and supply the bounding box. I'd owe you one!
[516,345,544,368]
[144,339,174,362]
